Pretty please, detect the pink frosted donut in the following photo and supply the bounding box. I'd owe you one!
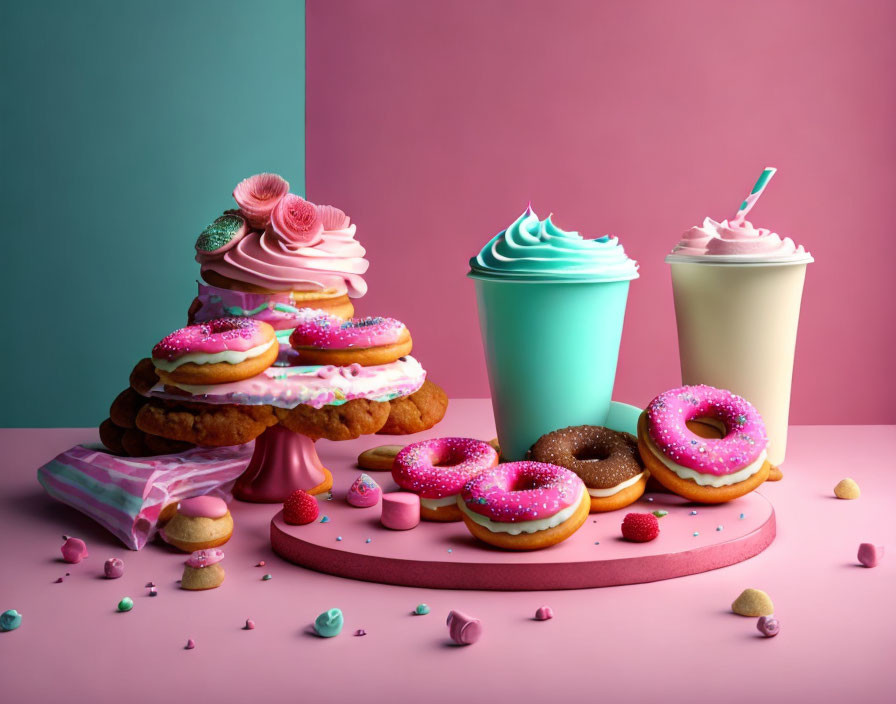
[638,385,771,502]
[151,317,278,384]
[392,438,498,521]
[458,462,588,549]
[289,314,413,367]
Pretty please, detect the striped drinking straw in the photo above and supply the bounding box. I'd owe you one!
[733,167,776,223]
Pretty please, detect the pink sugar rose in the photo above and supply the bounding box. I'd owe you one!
[270,193,323,246]
[317,204,351,231]
[232,173,290,228]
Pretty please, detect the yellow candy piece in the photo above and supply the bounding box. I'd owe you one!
[732,588,774,617]
[834,478,860,500]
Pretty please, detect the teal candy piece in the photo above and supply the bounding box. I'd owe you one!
[472,276,632,461]
[0,609,22,631]
[117,597,133,612]
[314,608,344,637]
[469,207,638,283]
[415,603,430,615]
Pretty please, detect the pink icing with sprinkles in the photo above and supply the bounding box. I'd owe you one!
[646,385,767,475]
[185,548,225,568]
[152,317,272,361]
[461,462,584,523]
[290,314,407,350]
[392,438,498,499]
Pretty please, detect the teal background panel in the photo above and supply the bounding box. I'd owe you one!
[0,0,305,427]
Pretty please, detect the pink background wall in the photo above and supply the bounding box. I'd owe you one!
[306,0,896,424]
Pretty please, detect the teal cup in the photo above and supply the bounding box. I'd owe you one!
[469,274,632,461]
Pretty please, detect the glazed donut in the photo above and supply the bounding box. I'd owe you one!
[152,317,278,385]
[637,385,772,504]
[458,462,589,550]
[392,438,498,521]
[527,426,648,512]
[289,314,412,367]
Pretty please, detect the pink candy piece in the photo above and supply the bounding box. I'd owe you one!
[447,610,482,645]
[245,619,256,630]
[104,558,125,579]
[858,543,884,568]
[185,638,196,650]
[380,493,420,530]
[61,537,88,564]
[178,495,229,519]
[185,548,225,568]
[54,577,63,583]
[757,615,780,637]
[535,606,553,621]
[347,474,382,508]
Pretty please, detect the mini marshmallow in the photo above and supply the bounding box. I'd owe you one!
[381,492,420,530]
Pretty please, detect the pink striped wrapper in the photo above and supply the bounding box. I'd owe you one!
[37,444,253,550]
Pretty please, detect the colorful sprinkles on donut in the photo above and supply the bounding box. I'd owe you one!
[393,438,498,499]
[291,314,407,350]
[153,318,269,362]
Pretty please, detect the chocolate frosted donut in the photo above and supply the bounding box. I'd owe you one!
[527,426,648,513]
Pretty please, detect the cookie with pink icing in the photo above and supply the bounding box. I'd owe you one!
[392,438,498,521]
[160,495,234,553]
[181,548,225,590]
[290,314,413,368]
[151,317,278,386]
[458,462,589,550]
[636,385,773,504]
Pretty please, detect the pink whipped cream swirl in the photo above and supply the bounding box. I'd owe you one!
[290,314,407,350]
[197,219,368,297]
[461,462,583,522]
[152,318,271,362]
[646,385,767,475]
[392,438,498,499]
[670,218,809,260]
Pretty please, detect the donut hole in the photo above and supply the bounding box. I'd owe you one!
[510,477,541,492]
[687,417,727,440]
[573,445,610,462]
[433,449,468,468]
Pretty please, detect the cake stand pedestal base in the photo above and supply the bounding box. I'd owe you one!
[233,425,333,503]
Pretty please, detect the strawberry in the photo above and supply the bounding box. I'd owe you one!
[621,512,660,542]
[283,490,319,525]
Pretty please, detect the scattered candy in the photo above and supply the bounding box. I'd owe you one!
[716,525,723,532]
[145,582,155,588]
[245,619,256,630]
[61,537,88,564]
[381,492,420,530]
[447,610,482,645]
[652,510,668,518]
[447,549,452,553]
[104,558,125,579]
[732,588,774,617]
[336,536,343,542]
[0,609,22,631]
[365,538,372,543]
[647,497,654,502]
[415,603,430,615]
[347,473,382,508]
[54,577,63,583]
[320,516,330,523]
[858,543,884,568]
[621,513,660,542]
[314,608,344,637]
[256,561,265,567]
[65,572,70,576]
[262,574,272,581]
[149,587,157,597]
[739,513,746,519]
[117,597,134,612]
[355,629,367,636]
[690,510,698,515]
[535,606,553,621]
[185,638,195,650]
[283,490,319,525]
[834,478,860,500]
[693,532,700,537]
[757,615,780,637]
[594,541,600,545]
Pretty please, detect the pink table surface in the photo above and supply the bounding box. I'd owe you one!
[1,401,894,704]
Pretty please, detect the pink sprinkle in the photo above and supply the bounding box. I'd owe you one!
[256,561,265,567]
[149,587,158,597]
[245,619,256,630]
[535,606,554,621]
[185,639,195,650]
[355,629,367,636]
[61,537,88,564]
[145,582,155,588]
[54,577,64,583]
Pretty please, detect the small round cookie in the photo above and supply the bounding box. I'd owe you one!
[528,426,648,512]
[136,399,277,446]
[376,380,449,435]
[152,318,278,385]
[458,462,590,550]
[109,387,147,429]
[130,357,160,395]
[392,438,498,521]
[637,385,772,504]
[160,496,233,552]
[273,398,390,441]
[358,444,405,471]
[181,549,226,590]
[289,314,412,367]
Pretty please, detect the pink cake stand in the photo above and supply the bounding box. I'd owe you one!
[147,357,426,503]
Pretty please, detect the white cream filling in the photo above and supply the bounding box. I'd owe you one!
[456,486,585,535]
[644,432,766,487]
[420,494,459,510]
[153,338,276,372]
[587,472,646,498]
